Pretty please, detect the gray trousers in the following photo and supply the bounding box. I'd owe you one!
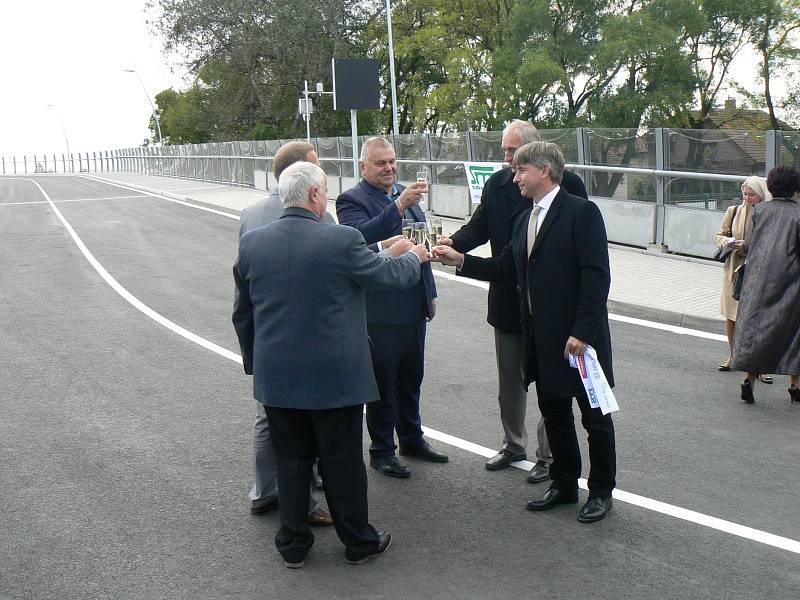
[250,401,321,513]
[494,329,551,462]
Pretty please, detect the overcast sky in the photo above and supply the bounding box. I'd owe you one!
[0,0,187,157]
[0,1,783,159]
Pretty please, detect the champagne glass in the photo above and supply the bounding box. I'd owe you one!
[426,231,438,250]
[402,218,414,240]
[416,167,429,211]
[413,222,427,245]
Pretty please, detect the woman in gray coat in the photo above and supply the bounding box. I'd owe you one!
[732,166,800,404]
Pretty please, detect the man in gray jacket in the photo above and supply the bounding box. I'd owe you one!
[240,141,333,524]
[233,162,429,567]
[241,141,411,523]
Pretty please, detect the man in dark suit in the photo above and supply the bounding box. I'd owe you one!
[435,142,616,523]
[438,120,587,484]
[233,161,429,567]
[337,136,448,478]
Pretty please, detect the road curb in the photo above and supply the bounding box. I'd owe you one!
[607,299,725,334]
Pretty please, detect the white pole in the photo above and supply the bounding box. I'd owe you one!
[351,109,359,181]
[46,104,71,162]
[124,69,163,146]
[386,0,400,137]
[304,80,311,142]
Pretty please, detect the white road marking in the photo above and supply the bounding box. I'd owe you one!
[0,195,147,206]
[24,178,242,365]
[82,175,241,220]
[23,175,799,556]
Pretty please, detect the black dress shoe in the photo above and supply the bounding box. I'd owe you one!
[741,378,755,403]
[399,441,449,463]
[370,455,411,478]
[526,460,550,484]
[526,487,579,511]
[578,496,613,523]
[789,385,800,404]
[485,448,526,470]
[345,531,392,564]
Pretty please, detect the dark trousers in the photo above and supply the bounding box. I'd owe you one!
[366,321,426,459]
[536,386,616,498]
[265,404,379,563]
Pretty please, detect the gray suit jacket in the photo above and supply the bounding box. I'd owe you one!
[240,189,335,236]
[232,207,421,410]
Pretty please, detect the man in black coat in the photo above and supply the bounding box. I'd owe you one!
[439,120,587,484]
[435,141,616,523]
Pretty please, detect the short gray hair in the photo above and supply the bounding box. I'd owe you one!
[360,136,394,161]
[278,161,326,208]
[503,120,541,144]
[512,141,564,184]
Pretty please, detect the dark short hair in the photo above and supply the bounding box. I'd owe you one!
[766,165,800,199]
[512,141,564,183]
[274,141,315,178]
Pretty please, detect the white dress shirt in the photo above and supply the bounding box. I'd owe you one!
[531,185,560,237]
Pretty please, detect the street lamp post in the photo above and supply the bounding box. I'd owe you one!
[386,0,400,137]
[46,104,71,172]
[123,68,164,146]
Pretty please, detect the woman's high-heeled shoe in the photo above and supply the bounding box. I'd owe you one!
[789,385,800,404]
[741,379,755,404]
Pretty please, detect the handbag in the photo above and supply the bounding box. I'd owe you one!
[713,204,738,263]
[732,263,746,300]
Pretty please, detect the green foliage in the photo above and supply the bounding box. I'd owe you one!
[147,0,800,142]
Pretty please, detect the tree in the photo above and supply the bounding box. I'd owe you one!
[743,0,800,130]
[153,87,212,144]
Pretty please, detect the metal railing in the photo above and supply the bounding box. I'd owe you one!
[4,127,799,256]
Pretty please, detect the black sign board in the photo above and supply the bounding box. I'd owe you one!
[332,58,380,111]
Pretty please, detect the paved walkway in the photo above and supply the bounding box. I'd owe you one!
[86,172,726,333]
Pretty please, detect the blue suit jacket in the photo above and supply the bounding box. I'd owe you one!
[232,207,422,409]
[336,179,437,324]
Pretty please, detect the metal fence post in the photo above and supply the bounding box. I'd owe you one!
[764,130,781,176]
[652,127,667,248]
[575,127,589,192]
[466,129,475,162]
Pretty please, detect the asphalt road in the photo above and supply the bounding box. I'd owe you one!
[1,175,799,600]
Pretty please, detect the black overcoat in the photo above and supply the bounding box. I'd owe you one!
[459,188,613,398]
[450,168,587,332]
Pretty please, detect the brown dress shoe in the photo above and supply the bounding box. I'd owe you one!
[250,496,279,515]
[306,507,334,526]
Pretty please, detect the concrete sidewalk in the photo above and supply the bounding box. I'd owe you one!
[85,172,726,333]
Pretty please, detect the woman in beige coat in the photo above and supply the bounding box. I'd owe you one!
[715,176,771,371]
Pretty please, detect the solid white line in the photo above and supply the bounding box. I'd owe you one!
[53,195,148,203]
[420,426,800,554]
[30,174,800,556]
[25,178,242,365]
[0,195,147,207]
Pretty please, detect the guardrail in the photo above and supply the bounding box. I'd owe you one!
[4,127,798,258]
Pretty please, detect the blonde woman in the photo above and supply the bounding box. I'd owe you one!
[715,176,770,373]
